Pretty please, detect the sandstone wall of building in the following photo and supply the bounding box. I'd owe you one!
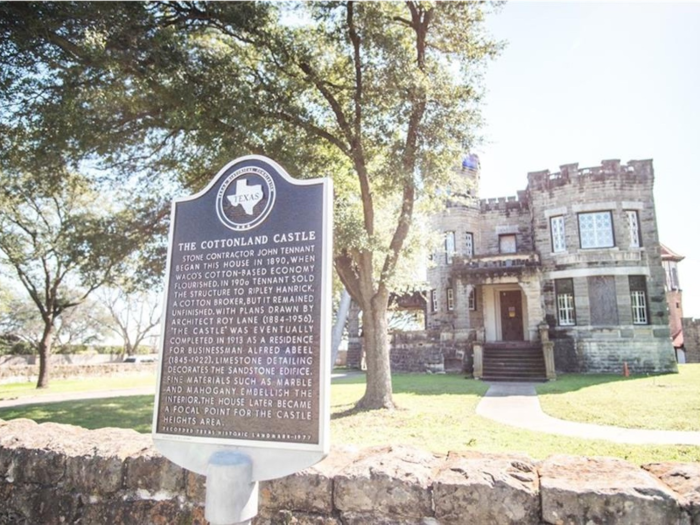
[478,192,533,255]
[576,337,679,375]
[682,318,700,363]
[529,160,676,373]
[1,419,698,525]
[427,204,482,332]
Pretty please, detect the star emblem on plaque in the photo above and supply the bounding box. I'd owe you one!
[216,166,276,231]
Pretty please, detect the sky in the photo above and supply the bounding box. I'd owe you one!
[476,1,700,317]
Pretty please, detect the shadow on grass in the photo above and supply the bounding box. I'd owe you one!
[0,395,154,433]
[331,373,489,421]
[0,374,493,430]
[331,405,372,421]
[334,372,489,397]
[536,371,682,395]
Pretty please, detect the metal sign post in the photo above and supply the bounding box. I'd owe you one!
[152,156,332,524]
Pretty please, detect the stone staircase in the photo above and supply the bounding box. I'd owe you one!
[482,342,547,382]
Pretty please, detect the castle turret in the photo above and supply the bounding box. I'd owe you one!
[459,153,481,198]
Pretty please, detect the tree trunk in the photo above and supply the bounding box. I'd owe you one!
[356,294,394,409]
[330,288,352,370]
[36,323,54,389]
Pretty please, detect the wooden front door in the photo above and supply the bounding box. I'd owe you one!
[500,290,524,341]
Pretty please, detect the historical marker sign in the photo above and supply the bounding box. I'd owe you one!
[153,156,331,477]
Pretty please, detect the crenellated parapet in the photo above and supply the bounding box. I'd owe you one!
[527,159,654,191]
[479,190,529,212]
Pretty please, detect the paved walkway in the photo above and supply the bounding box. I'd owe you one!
[477,381,700,446]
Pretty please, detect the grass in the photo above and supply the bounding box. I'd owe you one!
[0,396,154,433]
[536,364,700,431]
[329,373,700,464]
[1,371,699,464]
[0,374,155,401]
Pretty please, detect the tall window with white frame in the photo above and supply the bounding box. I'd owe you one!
[444,231,456,264]
[626,210,641,248]
[465,232,474,258]
[468,287,477,311]
[447,288,455,311]
[555,278,576,326]
[430,289,438,313]
[550,215,566,253]
[629,275,648,325]
[578,211,614,248]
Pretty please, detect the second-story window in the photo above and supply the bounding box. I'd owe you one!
[578,211,614,249]
[445,231,456,264]
[465,232,474,258]
[550,216,566,253]
[499,234,517,254]
[626,210,641,248]
[447,288,455,311]
[430,290,438,313]
[468,288,477,310]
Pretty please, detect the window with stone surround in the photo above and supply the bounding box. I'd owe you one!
[626,210,641,248]
[465,232,474,258]
[468,287,477,311]
[588,275,619,325]
[550,215,566,253]
[629,275,648,325]
[578,211,614,249]
[444,231,456,264]
[447,288,454,311]
[499,234,517,254]
[555,278,576,326]
[430,289,438,313]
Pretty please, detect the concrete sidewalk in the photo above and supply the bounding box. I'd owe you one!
[476,381,700,446]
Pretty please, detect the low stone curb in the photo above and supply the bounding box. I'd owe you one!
[0,418,698,524]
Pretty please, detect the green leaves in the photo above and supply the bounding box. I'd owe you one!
[0,1,501,396]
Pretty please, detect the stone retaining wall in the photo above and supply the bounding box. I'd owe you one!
[0,363,156,385]
[1,418,698,524]
[390,331,470,374]
[0,354,120,367]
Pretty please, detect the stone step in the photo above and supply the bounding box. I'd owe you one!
[483,376,547,382]
[481,343,547,381]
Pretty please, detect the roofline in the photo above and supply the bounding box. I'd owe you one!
[660,243,685,262]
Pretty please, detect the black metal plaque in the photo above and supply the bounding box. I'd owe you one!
[154,156,331,449]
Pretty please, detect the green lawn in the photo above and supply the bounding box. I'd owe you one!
[329,374,699,464]
[2,371,698,464]
[536,364,700,431]
[0,395,154,433]
[0,375,155,401]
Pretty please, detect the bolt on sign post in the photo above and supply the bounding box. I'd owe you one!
[153,156,332,525]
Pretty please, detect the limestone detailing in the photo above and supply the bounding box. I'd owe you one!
[1,419,698,524]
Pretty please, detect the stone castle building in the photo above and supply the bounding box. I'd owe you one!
[424,156,678,379]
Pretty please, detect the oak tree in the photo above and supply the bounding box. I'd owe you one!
[0,171,144,386]
[0,1,500,407]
